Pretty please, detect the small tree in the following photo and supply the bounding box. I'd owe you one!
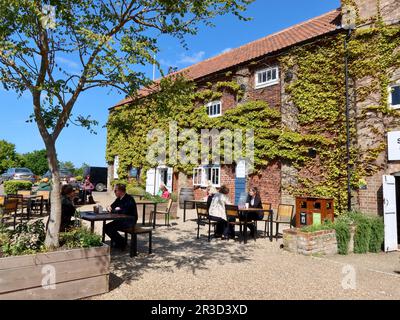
[0,139,22,173]
[21,149,49,175]
[0,0,252,247]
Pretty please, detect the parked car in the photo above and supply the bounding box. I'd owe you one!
[83,167,108,192]
[43,168,73,183]
[0,168,35,184]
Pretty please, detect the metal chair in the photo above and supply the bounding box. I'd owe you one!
[122,226,153,258]
[196,202,218,242]
[272,204,295,241]
[35,191,50,215]
[256,202,272,238]
[1,197,19,229]
[149,199,173,227]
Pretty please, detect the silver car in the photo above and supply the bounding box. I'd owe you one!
[0,168,35,184]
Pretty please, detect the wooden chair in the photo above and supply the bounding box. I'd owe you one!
[149,199,173,227]
[17,190,31,197]
[122,226,152,257]
[226,205,243,241]
[0,195,5,206]
[6,194,24,217]
[35,191,50,215]
[256,202,272,238]
[273,204,295,241]
[196,202,218,242]
[1,198,19,229]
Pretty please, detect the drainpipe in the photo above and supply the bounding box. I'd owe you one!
[344,28,353,212]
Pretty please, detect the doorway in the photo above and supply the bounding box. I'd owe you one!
[394,176,400,244]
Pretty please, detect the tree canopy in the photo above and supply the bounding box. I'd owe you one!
[0,0,253,247]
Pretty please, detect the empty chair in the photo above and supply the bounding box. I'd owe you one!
[122,226,153,258]
[256,202,272,238]
[196,202,218,242]
[17,190,31,197]
[34,191,50,215]
[272,204,295,241]
[149,199,173,227]
[1,198,19,229]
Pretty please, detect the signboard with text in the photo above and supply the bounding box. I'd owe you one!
[388,131,400,161]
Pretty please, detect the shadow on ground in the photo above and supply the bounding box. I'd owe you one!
[108,222,256,290]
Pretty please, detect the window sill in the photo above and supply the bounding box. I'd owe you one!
[255,81,279,89]
[390,104,400,110]
[208,114,222,118]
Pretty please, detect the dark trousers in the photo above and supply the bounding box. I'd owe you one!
[105,218,137,248]
[241,212,264,235]
[209,216,233,238]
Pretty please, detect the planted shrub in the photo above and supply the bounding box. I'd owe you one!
[331,219,351,255]
[368,216,384,253]
[4,180,33,195]
[1,220,46,257]
[75,175,83,182]
[353,215,371,254]
[60,227,102,249]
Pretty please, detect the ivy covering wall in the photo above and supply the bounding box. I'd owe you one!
[107,19,400,213]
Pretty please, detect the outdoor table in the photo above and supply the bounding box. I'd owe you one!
[238,208,274,244]
[80,212,131,242]
[136,200,158,229]
[183,200,207,222]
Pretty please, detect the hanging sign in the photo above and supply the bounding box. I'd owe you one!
[388,131,400,161]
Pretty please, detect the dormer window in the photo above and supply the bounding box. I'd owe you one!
[206,101,222,118]
[255,67,279,89]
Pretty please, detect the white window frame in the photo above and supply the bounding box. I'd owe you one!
[193,165,221,187]
[389,84,400,110]
[206,100,222,118]
[255,66,279,89]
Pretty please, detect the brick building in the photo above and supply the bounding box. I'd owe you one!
[108,0,400,224]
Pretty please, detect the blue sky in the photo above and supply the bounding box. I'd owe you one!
[0,0,340,168]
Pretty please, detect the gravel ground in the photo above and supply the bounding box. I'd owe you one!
[37,191,400,300]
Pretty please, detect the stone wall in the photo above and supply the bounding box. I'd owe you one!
[283,229,338,256]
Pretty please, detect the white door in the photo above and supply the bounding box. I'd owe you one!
[167,167,173,192]
[113,156,119,179]
[146,169,156,195]
[383,175,399,252]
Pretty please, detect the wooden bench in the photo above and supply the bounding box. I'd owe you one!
[122,226,153,257]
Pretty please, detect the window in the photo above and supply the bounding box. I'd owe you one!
[193,165,221,187]
[389,85,400,109]
[255,67,279,89]
[206,101,222,117]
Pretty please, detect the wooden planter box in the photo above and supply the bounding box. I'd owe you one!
[283,228,338,256]
[0,245,110,300]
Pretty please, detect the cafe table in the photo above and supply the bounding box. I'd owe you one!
[135,200,158,229]
[238,208,274,244]
[80,212,131,242]
[183,200,207,222]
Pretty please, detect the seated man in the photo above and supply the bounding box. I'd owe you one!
[105,184,138,249]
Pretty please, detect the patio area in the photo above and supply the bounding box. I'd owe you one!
[80,192,400,300]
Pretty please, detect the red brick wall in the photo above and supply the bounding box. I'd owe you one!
[248,161,281,211]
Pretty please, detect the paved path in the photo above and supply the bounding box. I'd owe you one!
[80,192,400,300]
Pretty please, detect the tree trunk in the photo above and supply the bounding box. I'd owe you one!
[44,138,62,248]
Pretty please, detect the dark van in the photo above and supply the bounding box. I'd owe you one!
[83,167,108,192]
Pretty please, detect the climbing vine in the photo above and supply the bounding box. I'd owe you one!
[107,15,400,214]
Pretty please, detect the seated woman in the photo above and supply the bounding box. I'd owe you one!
[242,187,264,237]
[158,184,170,199]
[60,184,76,232]
[208,185,232,240]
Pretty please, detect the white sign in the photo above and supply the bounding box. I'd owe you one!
[236,160,247,178]
[113,156,119,179]
[388,131,400,161]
